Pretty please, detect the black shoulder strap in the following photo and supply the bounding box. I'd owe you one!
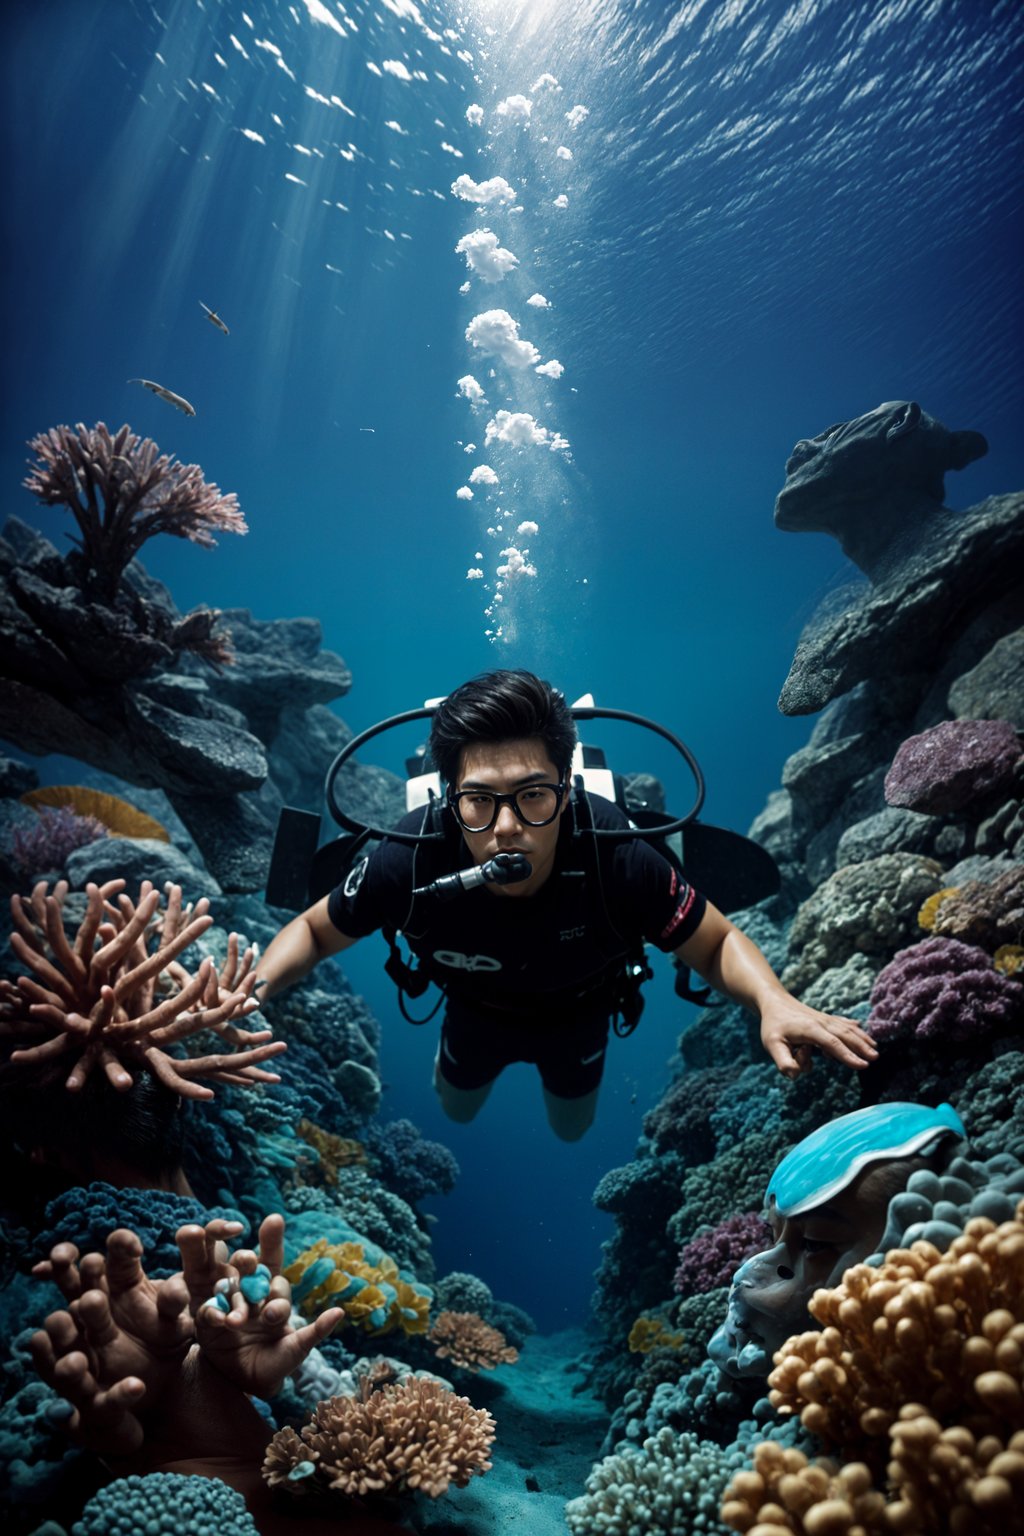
[383,795,448,1025]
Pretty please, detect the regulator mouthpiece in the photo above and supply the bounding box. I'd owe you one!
[414,851,533,900]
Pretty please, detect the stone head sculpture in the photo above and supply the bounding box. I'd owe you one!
[774,401,988,584]
[707,1101,966,1379]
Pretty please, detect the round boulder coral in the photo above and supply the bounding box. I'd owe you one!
[884,718,1022,815]
[867,936,1024,1043]
[73,1472,258,1534]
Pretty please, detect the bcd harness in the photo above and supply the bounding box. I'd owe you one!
[380,781,654,1037]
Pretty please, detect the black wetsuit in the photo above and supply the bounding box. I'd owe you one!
[327,793,706,1099]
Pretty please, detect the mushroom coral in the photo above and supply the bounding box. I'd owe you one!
[263,1375,495,1500]
[0,878,282,1099]
[429,1309,519,1371]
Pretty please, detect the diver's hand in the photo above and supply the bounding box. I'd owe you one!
[191,1213,343,1397]
[29,1228,196,1454]
[759,1001,878,1078]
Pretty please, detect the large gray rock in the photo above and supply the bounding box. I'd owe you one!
[65,835,220,898]
[168,791,279,892]
[125,690,268,795]
[772,399,1022,717]
[836,805,942,866]
[949,629,1024,728]
[182,610,352,737]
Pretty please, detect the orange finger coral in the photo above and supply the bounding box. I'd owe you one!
[0,878,282,1099]
[262,1376,495,1500]
[721,1440,886,1534]
[429,1310,519,1372]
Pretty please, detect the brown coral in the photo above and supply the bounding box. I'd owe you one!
[263,1377,495,1500]
[884,1409,1024,1534]
[24,421,246,604]
[428,1310,519,1372]
[295,1118,366,1184]
[0,878,283,1098]
[721,1440,886,1534]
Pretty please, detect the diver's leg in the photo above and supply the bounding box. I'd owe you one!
[432,1003,500,1124]
[539,1006,608,1141]
[542,1084,600,1141]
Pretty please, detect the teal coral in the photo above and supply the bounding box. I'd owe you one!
[71,1472,258,1534]
[565,1425,744,1534]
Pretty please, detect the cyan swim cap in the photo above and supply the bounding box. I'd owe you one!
[766,1101,966,1217]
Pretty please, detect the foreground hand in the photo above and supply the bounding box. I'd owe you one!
[760,1000,879,1078]
[30,1228,195,1454]
[190,1213,343,1397]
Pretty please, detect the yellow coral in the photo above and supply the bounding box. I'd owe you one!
[918,887,960,932]
[284,1238,429,1337]
[628,1315,686,1354]
[295,1118,365,1184]
[20,785,170,840]
[994,946,1024,977]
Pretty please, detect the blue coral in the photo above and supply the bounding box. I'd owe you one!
[72,1472,259,1534]
[366,1118,459,1204]
[34,1185,247,1276]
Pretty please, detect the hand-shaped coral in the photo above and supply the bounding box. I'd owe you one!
[1,878,284,1099]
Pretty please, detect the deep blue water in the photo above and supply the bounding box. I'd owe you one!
[4,0,1023,1331]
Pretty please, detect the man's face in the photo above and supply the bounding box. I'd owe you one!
[453,737,568,898]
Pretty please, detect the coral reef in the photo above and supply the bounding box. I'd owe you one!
[365,1116,459,1204]
[21,784,170,840]
[72,1472,259,1534]
[429,1309,519,1371]
[866,936,1024,1044]
[1,878,282,1098]
[24,421,246,608]
[263,1375,495,1499]
[884,719,1022,816]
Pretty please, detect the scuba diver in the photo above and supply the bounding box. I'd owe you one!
[254,670,877,1142]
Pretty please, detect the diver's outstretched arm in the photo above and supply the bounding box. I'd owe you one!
[254,894,358,1000]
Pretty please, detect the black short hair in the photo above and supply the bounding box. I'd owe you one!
[428,670,577,787]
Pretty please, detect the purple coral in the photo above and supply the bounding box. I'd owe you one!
[24,422,247,603]
[867,936,1024,1044]
[884,719,1022,815]
[673,1212,773,1296]
[9,806,107,875]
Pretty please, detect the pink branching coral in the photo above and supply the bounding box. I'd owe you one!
[428,1310,519,1372]
[673,1212,774,1296]
[0,878,283,1098]
[24,421,247,604]
[263,1376,495,1500]
[867,936,1024,1043]
[10,806,108,875]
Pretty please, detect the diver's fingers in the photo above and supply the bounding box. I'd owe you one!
[78,1252,109,1295]
[34,1242,83,1300]
[256,1213,286,1275]
[43,1308,85,1357]
[76,1289,119,1351]
[157,1273,191,1322]
[104,1228,146,1295]
[816,1016,879,1068]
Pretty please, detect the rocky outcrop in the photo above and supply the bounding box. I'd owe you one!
[0,517,399,889]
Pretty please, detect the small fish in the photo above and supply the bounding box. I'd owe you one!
[128,378,196,417]
[359,426,375,433]
[199,300,230,335]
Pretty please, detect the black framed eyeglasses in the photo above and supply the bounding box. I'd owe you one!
[448,781,566,832]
